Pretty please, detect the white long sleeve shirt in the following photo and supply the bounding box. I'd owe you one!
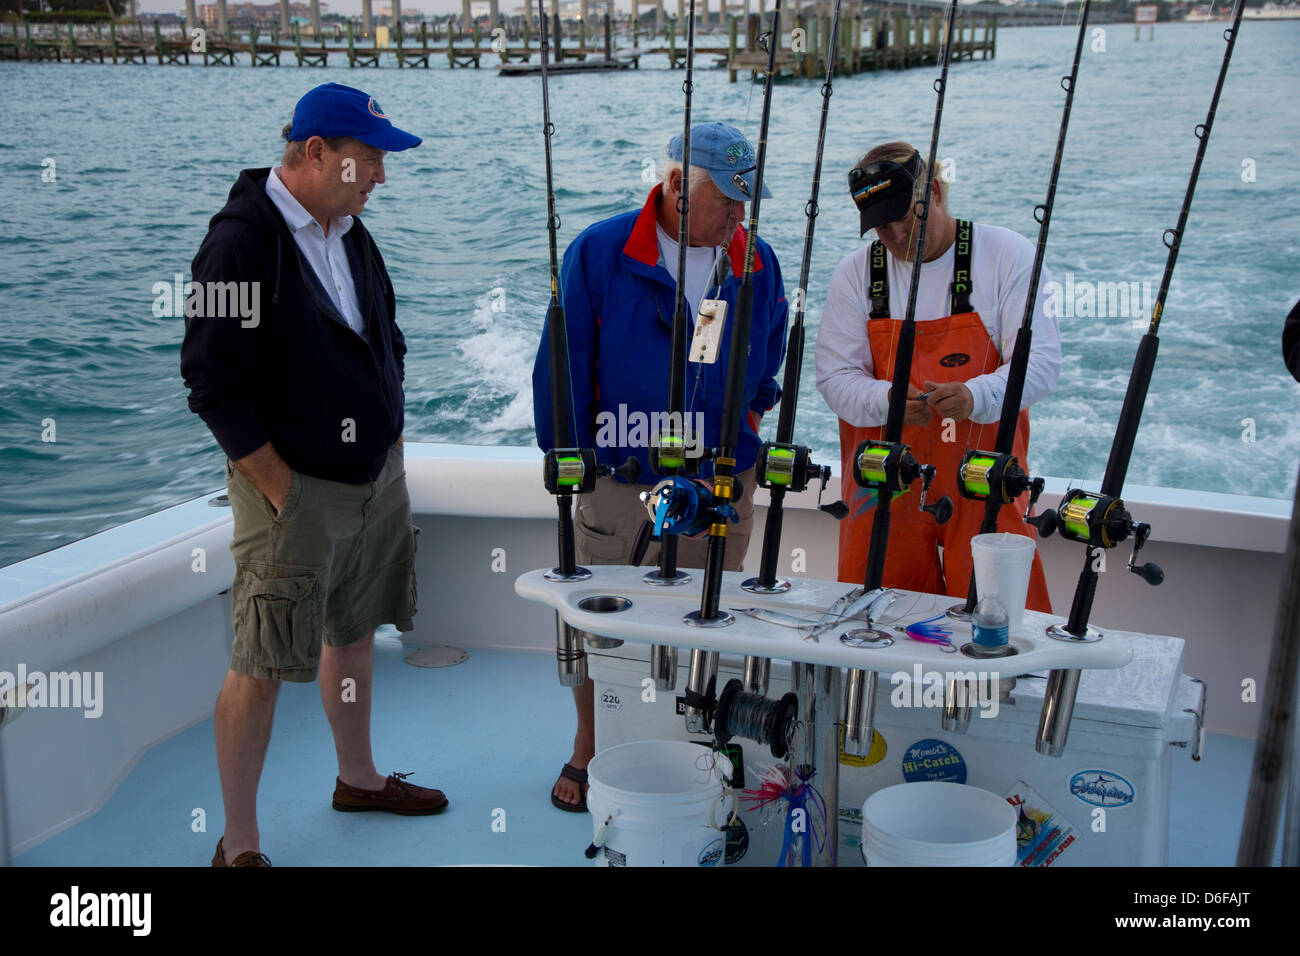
[815,222,1061,427]
[265,166,366,336]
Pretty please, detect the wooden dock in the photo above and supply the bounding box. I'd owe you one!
[0,12,994,79]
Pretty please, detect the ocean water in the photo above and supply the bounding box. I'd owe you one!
[1,19,1298,568]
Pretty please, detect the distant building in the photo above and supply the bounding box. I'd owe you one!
[197,2,323,26]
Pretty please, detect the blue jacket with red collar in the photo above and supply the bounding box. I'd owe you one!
[532,184,789,484]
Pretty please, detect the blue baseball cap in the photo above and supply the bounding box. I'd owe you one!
[288,83,421,151]
[667,121,772,202]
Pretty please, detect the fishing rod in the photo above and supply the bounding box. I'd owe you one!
[738,0,849,698]
[1036,0,1244,758]
[643,0,784,737]
[536,0,638,687]
[840,0,960,757]
[643,0,698,694]
[946,1,1100,625]
[744,0,848,592]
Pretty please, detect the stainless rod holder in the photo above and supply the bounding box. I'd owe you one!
[555,612,587,687]
[941,678,972,734]
[742,655,770,695]
[683,648,718,734]
[650,643,678,690]
[841,667,878,758]
[1035,667,1081,757]
[785,662,840,867]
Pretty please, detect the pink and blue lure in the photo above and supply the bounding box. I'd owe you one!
[903,613,955,650]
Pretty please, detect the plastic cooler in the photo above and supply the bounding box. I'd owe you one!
[588,630,1204,867]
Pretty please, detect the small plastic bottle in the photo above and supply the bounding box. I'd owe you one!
[972,589,1010,650]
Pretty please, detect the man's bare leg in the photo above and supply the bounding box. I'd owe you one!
[215,670,281,864]
[553,678,595,807]
[319,631,387,792]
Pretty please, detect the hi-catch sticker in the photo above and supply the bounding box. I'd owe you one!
[901,738,966,784]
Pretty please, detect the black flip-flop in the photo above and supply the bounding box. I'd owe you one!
[551,763,588,813]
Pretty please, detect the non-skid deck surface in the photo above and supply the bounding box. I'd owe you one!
[13,642,1277,867]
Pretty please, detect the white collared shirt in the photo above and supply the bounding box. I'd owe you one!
[265,166,366,335]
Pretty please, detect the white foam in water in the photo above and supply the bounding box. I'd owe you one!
[458,285,538,435]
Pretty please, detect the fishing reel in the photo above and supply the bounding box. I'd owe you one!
[957,449,1058,537]
[1056,489,1164,586]
[755,442,848,520]
[853,438,953,525]
[650,429,702,476]
[543,448,641,496]
[639,475,740,539]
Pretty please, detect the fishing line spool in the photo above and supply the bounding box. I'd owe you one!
[543,449,641,497]
[1056,489,1163,582]
[957,450,1057,536]
[752,442,844,517]
[713,679,798,759]
[853,438,953,525]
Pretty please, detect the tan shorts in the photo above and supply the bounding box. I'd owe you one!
[225,442,418,682]
[574,469,756,571]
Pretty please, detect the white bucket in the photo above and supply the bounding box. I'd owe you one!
[862,782,1016,867]
[970,531,1037,635]
[585,740,732,867]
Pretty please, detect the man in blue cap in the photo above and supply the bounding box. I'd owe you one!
[532,121,789,812]
[181,83,444,867]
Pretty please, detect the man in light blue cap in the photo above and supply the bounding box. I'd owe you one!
[532,121,789,813]
[182,83,446,867]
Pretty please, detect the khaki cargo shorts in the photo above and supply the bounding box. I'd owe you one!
[225,442,418,682]
[573,468,756,571]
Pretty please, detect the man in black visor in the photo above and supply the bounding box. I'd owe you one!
[814,141,1060,608]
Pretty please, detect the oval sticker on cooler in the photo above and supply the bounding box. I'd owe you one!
[900,738,967,784]
[698,837,724,867]
[1068,770,1135,808]
[600,690,622,713]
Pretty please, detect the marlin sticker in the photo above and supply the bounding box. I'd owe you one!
[1069,770,1135,808]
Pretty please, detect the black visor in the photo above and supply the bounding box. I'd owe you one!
[849,151,924,237]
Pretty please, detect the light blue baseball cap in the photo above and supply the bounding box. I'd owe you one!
[667,121,772,202]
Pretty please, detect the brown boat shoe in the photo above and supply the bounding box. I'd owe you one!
[211,837,271,867]
[332,771,449,815]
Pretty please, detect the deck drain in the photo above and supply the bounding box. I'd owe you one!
[404,646,469,668]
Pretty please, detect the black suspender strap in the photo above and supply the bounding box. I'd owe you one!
[869,221,973,319]
[951,218,973,314]
[868,239,890,319]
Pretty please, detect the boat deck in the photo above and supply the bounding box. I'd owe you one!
[10,642,1278,867]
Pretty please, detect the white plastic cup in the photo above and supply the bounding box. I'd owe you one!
[862,782,1016,867]
[970,532,1037,636]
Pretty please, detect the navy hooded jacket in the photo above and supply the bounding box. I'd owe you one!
[180,167,405,484]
